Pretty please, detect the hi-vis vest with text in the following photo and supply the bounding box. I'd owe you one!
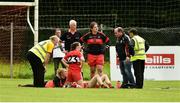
[131,35,146,61]
[29,40,52,63]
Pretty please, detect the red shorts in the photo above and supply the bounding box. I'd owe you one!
[87,54,104,66]
[67,69,82,82]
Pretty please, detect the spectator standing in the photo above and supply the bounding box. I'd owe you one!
[52,28,66,75]
[128,28,149,89]
[114,27,135,88]
[60,20,82,52]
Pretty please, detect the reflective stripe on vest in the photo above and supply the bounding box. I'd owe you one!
[131,35,146,61]
[29,40,49,62]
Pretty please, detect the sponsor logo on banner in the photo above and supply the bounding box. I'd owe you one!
[145,54,175,69]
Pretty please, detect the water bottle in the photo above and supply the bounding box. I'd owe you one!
[116,81,121,88]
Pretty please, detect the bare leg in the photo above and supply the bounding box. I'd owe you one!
[90,66,96,78]
[77,79,84,88]
[101,74,113,88]
[88,75,98,88]
[88,74,107,88]
[18,84,34,87]
[97,65,103,76]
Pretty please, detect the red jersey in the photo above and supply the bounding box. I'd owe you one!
[64,50,83,70]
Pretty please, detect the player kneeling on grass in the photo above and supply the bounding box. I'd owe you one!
[45,69,67,88]
[61,42,84,88]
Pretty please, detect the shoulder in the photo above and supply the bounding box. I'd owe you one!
[75,31,81,35]
[62,32,67,36]
[82,32,91,37]
[47,40,54,46]
[124,34,130,41]
[53,76,60,81]
[74,50,81,55]
[98,32,106,36]
[62,32,72,36]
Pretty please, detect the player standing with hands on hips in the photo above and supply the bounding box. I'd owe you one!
[80,21,110,78]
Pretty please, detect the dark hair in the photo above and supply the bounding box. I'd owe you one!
[70,42,80,51]
[90,21,98,32]
[129,28,138,35]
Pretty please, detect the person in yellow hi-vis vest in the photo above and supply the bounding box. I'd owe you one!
[128,28,149,89]
[27,35,59,87]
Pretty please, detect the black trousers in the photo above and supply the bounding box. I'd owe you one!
[53,58,66,75]
[132,60,145,88]
[27,51,45,87]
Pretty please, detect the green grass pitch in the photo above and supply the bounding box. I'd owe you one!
[0,78,180,102]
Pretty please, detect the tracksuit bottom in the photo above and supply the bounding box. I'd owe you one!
[132,60,145,88]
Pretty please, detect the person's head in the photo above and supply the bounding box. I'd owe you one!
[70,42,81,51]
[90,21,98,34]
[49,35,60,45]
[114,27,124,38]
[69,19,77,31]
[55,28,61,37]
[56,69,67,79]
[128,28,138,38]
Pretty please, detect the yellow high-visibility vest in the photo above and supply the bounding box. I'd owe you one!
[131,35,146,61]
[29,40,54,63]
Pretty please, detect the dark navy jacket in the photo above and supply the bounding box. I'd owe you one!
[115,34,133,61]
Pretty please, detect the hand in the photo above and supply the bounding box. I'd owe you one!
[106,45,110,49]
[63,50,68,54]
[104,45,109,51]
[125,57,130,63]
[44,65,47,73]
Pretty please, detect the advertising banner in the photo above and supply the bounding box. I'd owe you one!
[110,46,180,81]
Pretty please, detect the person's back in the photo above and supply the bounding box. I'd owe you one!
[27,36,59,87]
[64,50,82,71]
[29,40,53,63]
[62,42,84,87]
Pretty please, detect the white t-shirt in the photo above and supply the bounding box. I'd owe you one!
[53,42,65,58]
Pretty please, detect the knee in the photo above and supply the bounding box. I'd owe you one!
[90,68,96,73]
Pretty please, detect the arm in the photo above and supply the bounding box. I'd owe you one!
[80,50,85,68]
[61,58,69,68]
[79,33,88,44]
[102,33,110,46]
[145,40,150,52]
[129,39,135,56]
[125,35,131,58]
[44,52,51,71]
[60,32,67,41]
